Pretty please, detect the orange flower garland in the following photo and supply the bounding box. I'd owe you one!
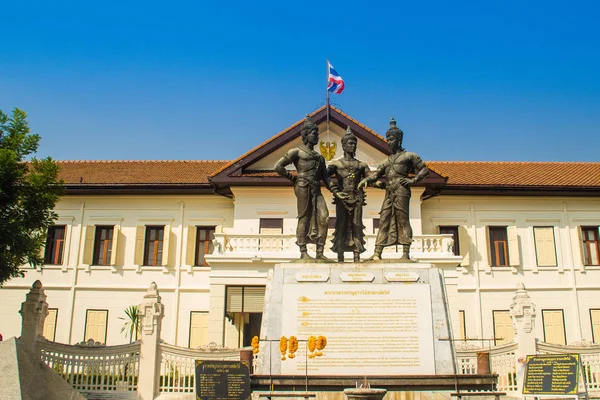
[288,336,298,358]
[315,335,327,356]
[307,335,317,358]
[279,336,288,360]
[251,336,260,354]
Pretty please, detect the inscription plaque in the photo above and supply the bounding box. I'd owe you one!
[523,354,580,395]
[195,360,251,400]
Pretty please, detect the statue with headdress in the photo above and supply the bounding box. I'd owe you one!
[275,115,341,261]
[327,127,371,262]
[358,118,430,260]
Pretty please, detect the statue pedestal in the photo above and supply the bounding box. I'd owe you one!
[256,262,455,376]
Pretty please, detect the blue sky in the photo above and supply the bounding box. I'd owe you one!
[1,0,599,162]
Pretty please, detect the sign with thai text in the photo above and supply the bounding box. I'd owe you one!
[523,354,580,395]
[195,360,251,400]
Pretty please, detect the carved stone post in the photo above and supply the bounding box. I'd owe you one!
[19,280,49,355]
[509,283,537,394]
[137,282,165,400]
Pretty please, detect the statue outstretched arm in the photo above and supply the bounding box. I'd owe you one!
[358,162,386,190]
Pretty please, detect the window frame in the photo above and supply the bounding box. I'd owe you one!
[439,226,460,256]
[83,309,109,345]
[92,226,114,266]
[533,226,558,267]
[189,311,209,348]
[581,226,600,266]
[195,226,216,267]
[43,308,59,342]
[590,309,600,344]
[492,310,514,346]
[44,225,67,265]
[458,310,466,340]
[542,309,567,345]
[143,226,164,266]
[488,226,509,267]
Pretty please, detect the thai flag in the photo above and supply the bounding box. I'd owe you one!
[327,61,345,94]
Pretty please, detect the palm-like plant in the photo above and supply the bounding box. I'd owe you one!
[119,305,141,343]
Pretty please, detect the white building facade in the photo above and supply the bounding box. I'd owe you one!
[2,106,600,352]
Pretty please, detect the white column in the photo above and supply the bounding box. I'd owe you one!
[510,283,537,395]
[19,280,49,355]
[137,282,165,400]
[410,187,425,236]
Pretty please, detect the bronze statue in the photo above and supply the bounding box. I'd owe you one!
[358,118,429,260]
[275,115,340,261]
[327,127,370,262]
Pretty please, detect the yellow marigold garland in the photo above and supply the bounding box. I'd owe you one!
[315,335,327,356]
[307,335,317,358]
[288,336,298,358]
[251,336,260,354]
[279,336,288,360]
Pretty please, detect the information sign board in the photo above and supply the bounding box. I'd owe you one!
[523,354,580,395]
[195,360,251,400]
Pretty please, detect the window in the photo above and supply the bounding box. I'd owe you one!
[225,286,265,348]
[189,311,209,348]
[591,309,600,344]
[581,227,600,266]
[259,219,283,252]
[44,226,66,265]
[533,227,557,267]
[43,308,58,341]
[144,226,164,266]
[458,310,466,340]
[440,226,459,255]
[84,310,108,344]
[195,227,215,266]
[542,310,566,345]
[93,226,114,265]
[492,310,514,345]
[489,227,509,267]
[373,218,380,234]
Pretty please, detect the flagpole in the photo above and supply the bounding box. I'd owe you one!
[326,59,330,144]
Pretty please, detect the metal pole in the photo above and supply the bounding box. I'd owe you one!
[326,59,330,144]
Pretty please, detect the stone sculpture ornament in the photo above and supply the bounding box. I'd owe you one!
[274,115,342,261]
[358,118,430,261]
[327,127,371,262]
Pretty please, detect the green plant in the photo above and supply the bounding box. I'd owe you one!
[119,305,140,343]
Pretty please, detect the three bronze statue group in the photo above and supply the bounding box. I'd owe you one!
[275,115,430,263]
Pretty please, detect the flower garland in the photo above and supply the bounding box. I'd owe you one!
[251,336,260,355]
[279,336,288,360]
[288,336,298,359]
[307,335,317,358]
[315,335,327,356]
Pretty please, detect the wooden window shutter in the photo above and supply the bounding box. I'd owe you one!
[543,310,566,345]
[226,287,243,313]
[110,226,120,266]
[82,225,95,265]
[189,312,209,348]
[493,311,514,345]
[134,226,146,266]
[485,227,492,267]
[244,287,266,313]
[186,225,197,266]
[43,309,58,341]
[85,310,108,344]
[458,310,466,340]
[458,226,470,266]
[534,227,557,267]
[162,225,171,267]
[507,226,521,267]
[591,310,600,344]
[577,227,586,266]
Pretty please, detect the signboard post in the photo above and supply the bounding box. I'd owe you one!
[523,354,588,400]
[195,360,251,400]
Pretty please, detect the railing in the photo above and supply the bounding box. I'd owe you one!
[213,233,457,259]
[158,342,241,393]
[455,342,518,393]
[39,339,140,397]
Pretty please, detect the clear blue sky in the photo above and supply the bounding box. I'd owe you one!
[1,0,599,162]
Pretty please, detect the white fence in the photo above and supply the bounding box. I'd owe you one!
[39,339,140,395]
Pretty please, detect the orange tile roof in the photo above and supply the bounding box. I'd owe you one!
[428,161,600,188]
[58,160,228,185]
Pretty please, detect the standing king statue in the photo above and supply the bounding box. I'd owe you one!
[275,115,340,261]
[358,118,430,260]
[327,127,371,262]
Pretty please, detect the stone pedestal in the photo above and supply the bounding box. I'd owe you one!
[344,388,388,400]
[257,262,455,376]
